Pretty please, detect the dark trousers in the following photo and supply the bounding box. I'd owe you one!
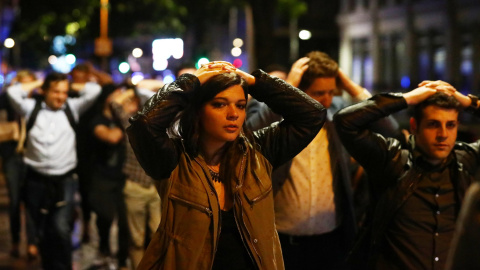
[24,167,76,270]
[89,173,129,267]
[2,153,37,245]
[278,226,350,270]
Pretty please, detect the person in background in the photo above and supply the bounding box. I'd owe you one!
[0,70,39,260]
[89,88,129,269]
[69,62,113,244]
[126,61,326,269]
[175,61,197,77]
[264,64,288,81]
[245,63,288,125]
[110,87,160,269]
[445,181,480,270]
[246,51,398,269]
[334,80,479,270]
[7,72,101,270]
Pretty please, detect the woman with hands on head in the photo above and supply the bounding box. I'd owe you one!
[126,61,326,269]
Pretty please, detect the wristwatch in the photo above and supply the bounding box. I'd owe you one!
[466,94,479,114]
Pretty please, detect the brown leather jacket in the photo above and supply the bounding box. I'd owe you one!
[127,70,326,269]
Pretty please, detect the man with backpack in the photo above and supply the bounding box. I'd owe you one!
[7,71,100,270]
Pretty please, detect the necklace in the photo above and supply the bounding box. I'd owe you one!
[207,165,221,183]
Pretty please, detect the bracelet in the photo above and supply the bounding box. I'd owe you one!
[465,94,479,114]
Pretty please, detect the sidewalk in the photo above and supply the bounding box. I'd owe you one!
[0,165,127,270]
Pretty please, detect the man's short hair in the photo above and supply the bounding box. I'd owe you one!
[41,72,68,91]
[15,70,37,82]
[71,63,90,73]
[264,64,288,74]
[175,61,197,77]
[298,51,339,90]
[413,92,462,122]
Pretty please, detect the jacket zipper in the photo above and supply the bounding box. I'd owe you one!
[169,194,213,216]
[235,152,261,267]
[246,185,272,207]
[193,158,222,270]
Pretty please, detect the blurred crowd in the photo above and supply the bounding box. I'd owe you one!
[1,50,479,270]
[0,62,178,270]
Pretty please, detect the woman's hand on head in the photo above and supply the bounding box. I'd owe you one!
[235,69,255,85]
[194,61,236,85]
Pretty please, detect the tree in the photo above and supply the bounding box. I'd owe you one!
[247,0,306,68]
[9,0,307,69]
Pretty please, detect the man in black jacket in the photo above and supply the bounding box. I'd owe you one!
[334,80,479,270]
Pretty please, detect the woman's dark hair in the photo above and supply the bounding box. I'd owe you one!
[172,72,257,190]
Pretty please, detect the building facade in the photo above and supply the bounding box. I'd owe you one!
[337,0,480,94]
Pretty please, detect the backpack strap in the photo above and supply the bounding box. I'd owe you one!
[26,98,77,133]
[63,101,77,132]
[26,97,42,133]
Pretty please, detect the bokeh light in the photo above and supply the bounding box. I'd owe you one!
[119,62,130,74]
[132,48,143,58]
[233,59,243,68]
[4,38,14,48]
[299,30,312,40]
[231,47,242,57]
[233,38,243,48]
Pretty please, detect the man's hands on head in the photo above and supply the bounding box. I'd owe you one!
[337,68,366,98]
[286,57,309,88]
[20,80,43,93]
[419,80,471,108]
[404,80,470,106]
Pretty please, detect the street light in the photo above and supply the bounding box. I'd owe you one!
[132,48,143,58]
[299,30,312,40]
[4,38,15,48]
[2,38,15,80]
[95,0,112,71]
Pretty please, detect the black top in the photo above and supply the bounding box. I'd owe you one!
[212,209,256,270]
[90,114,125,182]
[377,156,457,270]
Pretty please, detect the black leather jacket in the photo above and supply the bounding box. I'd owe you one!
[333,93,479,269]
[126,70,326,269]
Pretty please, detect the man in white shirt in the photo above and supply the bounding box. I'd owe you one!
[247,51,398,269]
[7,71,101,270]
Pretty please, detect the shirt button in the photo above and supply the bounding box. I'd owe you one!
[435,232,439,236]
[435,257,439,262]
[253,239,258,244]
[435,194,439,198]
[436,211,440,215]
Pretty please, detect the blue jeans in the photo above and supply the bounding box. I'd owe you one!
[24,167,77,270]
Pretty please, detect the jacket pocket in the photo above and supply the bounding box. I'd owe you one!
[243,185,272,206]
[165,191,213,255]
[242,169,273,206]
